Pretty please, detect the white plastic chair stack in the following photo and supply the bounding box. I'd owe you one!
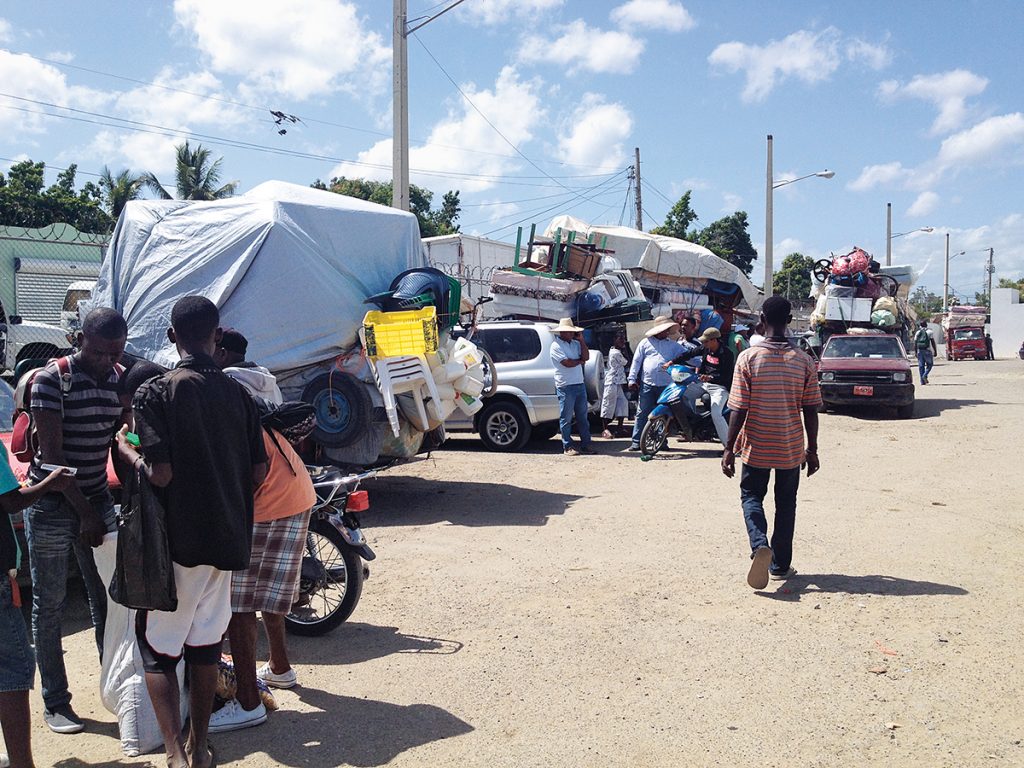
[372,355,440,436]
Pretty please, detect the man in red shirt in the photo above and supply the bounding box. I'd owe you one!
[721,297,822,590]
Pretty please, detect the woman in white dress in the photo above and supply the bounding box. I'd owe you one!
[601,334,629,438]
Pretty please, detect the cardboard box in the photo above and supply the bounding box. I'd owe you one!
[824,297,873,322]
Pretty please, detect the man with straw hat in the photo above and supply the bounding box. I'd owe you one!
[627,315,686,451]
[550,318,595,455]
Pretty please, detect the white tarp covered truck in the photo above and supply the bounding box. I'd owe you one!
[88,181,431,466]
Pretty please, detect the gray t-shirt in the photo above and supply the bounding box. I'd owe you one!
[550,337,585,388]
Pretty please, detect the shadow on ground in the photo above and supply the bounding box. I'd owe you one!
[825,398,992,420]
[213,687,473,767]
[368,476,583,527]
[287,622,463,667]
[759,573,969,601]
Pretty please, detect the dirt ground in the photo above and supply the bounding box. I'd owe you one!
[28,357,1024,768]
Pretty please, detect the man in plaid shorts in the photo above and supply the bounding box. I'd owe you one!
[209,333,316,733]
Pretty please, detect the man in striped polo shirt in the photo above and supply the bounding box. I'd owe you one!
[721,297,822,590]
[25,308,128,734]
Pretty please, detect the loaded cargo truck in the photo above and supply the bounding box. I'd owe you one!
[941,306,988,361]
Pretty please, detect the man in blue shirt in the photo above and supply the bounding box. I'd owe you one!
[549,318,595,455]
[627,315,686,451]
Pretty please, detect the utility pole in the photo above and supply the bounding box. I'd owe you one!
[986,247,995,306]
[885,202,892,266]
[634,147,643,231]
[765,134,774,296]
[392,0,409,211]
[943,233,950,313]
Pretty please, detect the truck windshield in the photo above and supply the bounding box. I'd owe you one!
[953,328,984,340]
[62,289,92,312]
[822,337,904,359]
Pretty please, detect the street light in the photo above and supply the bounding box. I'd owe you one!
[942,232,966,313]
[885,202,934,266]
[765,134,834,296]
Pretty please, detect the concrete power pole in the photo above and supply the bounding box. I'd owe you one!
[392,0,410,211]
[634,147,643,231]
[986,247,995,307]
[885,202,892,266]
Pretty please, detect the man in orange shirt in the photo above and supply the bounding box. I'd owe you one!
[721,297,822,590]
[209,336,316,733]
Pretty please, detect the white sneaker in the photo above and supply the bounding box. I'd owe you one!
[208,699,267,733]
[257,663,298,689]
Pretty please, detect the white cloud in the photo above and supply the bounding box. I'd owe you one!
[846,37,891,70]
[776,237,803,255]
[45,51,75,64]
[0,50,109,136]
[519,20,644,75]
[709,27,892,102]
[722,192,743,211]
[611,0,695,32]
[847,161,910,192]
[556,94,632,171]
[458,0,564,25]
[331,67,544,193]
[935,113,1024,169]
[173,0,390,100]
[0,18,12,43]
[879,69,988,135]
[906,191,939,218]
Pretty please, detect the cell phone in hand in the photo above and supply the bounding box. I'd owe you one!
[40,464,78,476]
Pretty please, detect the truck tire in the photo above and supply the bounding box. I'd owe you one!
[584,350,605,402]
[301,372,372,448]
[477,399,531,451]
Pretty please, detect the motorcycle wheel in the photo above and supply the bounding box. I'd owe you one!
[284,518,365,637]
[639,415,670,458]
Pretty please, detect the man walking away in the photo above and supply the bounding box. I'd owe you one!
[550,318,594,455]
[25,308,127,734]
[721,297,822,590]
[209,330,316,732]
[627,316,684,451]
[913,321,937,384]
[985,333,994,361]
[116,296,267,768]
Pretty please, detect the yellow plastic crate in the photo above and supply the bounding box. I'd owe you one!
[362,306,439,359]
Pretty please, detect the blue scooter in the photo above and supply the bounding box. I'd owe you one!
[639,365,730,459]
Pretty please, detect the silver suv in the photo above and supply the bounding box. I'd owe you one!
[445,320,605,451]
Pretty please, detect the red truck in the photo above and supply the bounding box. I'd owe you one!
[817,334,915,419]
[942,306,988,361]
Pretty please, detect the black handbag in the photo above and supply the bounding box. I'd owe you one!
[108,467,177,611]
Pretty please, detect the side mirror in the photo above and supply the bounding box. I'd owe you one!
[8,315,22,325]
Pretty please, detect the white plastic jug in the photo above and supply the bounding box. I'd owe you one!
[451,337,483,368]
[455,391,483,416]
[433,360,467,383]
[434,382,456,401]
[454,373,484,398]
[427,397,457,422]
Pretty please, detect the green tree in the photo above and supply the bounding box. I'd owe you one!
[99,167,146,220]
[693,211,758,276]
[313,177,461,238]
[650,190,698,240]
[997,276,1024,293]
[143,141,237,200]
[0,160,112,231]
[773,252,815,299]
[910,286,943,318]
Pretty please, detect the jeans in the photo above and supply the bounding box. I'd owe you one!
[916,349,933,383]
[703,383,730,444]
[556,383,591,449]
[23,492,116,711]
[0,577,35,692]
[740,464,800,573]
[630,384,665,446]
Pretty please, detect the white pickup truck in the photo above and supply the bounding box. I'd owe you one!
[0,310,73,377]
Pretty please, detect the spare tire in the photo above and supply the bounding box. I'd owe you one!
[301,371,373,448]
[584,350,605,402]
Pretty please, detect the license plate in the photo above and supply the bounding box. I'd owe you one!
[853,385,874,396]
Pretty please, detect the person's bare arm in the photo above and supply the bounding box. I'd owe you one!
[578,333,590,363]
[253,461,268,489]
[721,408,748,478]
[802,407,820,476]
[115,426,173,487]
[0,468,76,516]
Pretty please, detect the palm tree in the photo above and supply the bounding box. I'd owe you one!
[141,141,238,200]
[98,166,145,220]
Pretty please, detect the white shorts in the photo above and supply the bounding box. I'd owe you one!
[135,564,232,671]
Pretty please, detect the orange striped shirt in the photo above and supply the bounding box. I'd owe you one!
[727,340,822,469]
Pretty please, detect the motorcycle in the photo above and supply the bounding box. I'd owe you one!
[639,365,730,459]
[284,466,376,636]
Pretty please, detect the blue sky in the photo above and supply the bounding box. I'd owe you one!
[1,0,1022,300]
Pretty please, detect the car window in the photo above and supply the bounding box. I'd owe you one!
[953,328,983,340]
[0,381,15,432]
[473,328,542,363]
[62,289,92,312]
[822,337,903,359]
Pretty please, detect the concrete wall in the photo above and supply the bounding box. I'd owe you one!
[990,288,1024,359]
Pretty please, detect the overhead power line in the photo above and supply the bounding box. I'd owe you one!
[10,49,620,172]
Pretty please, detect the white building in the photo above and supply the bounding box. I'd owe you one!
[990,288,1024,358]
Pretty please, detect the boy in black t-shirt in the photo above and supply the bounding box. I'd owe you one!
[116,296,267,768]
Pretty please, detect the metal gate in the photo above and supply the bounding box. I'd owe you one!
[14,257,101,324]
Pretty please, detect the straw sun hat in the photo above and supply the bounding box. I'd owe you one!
[645,315,680,338]
[555,317,585,333]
